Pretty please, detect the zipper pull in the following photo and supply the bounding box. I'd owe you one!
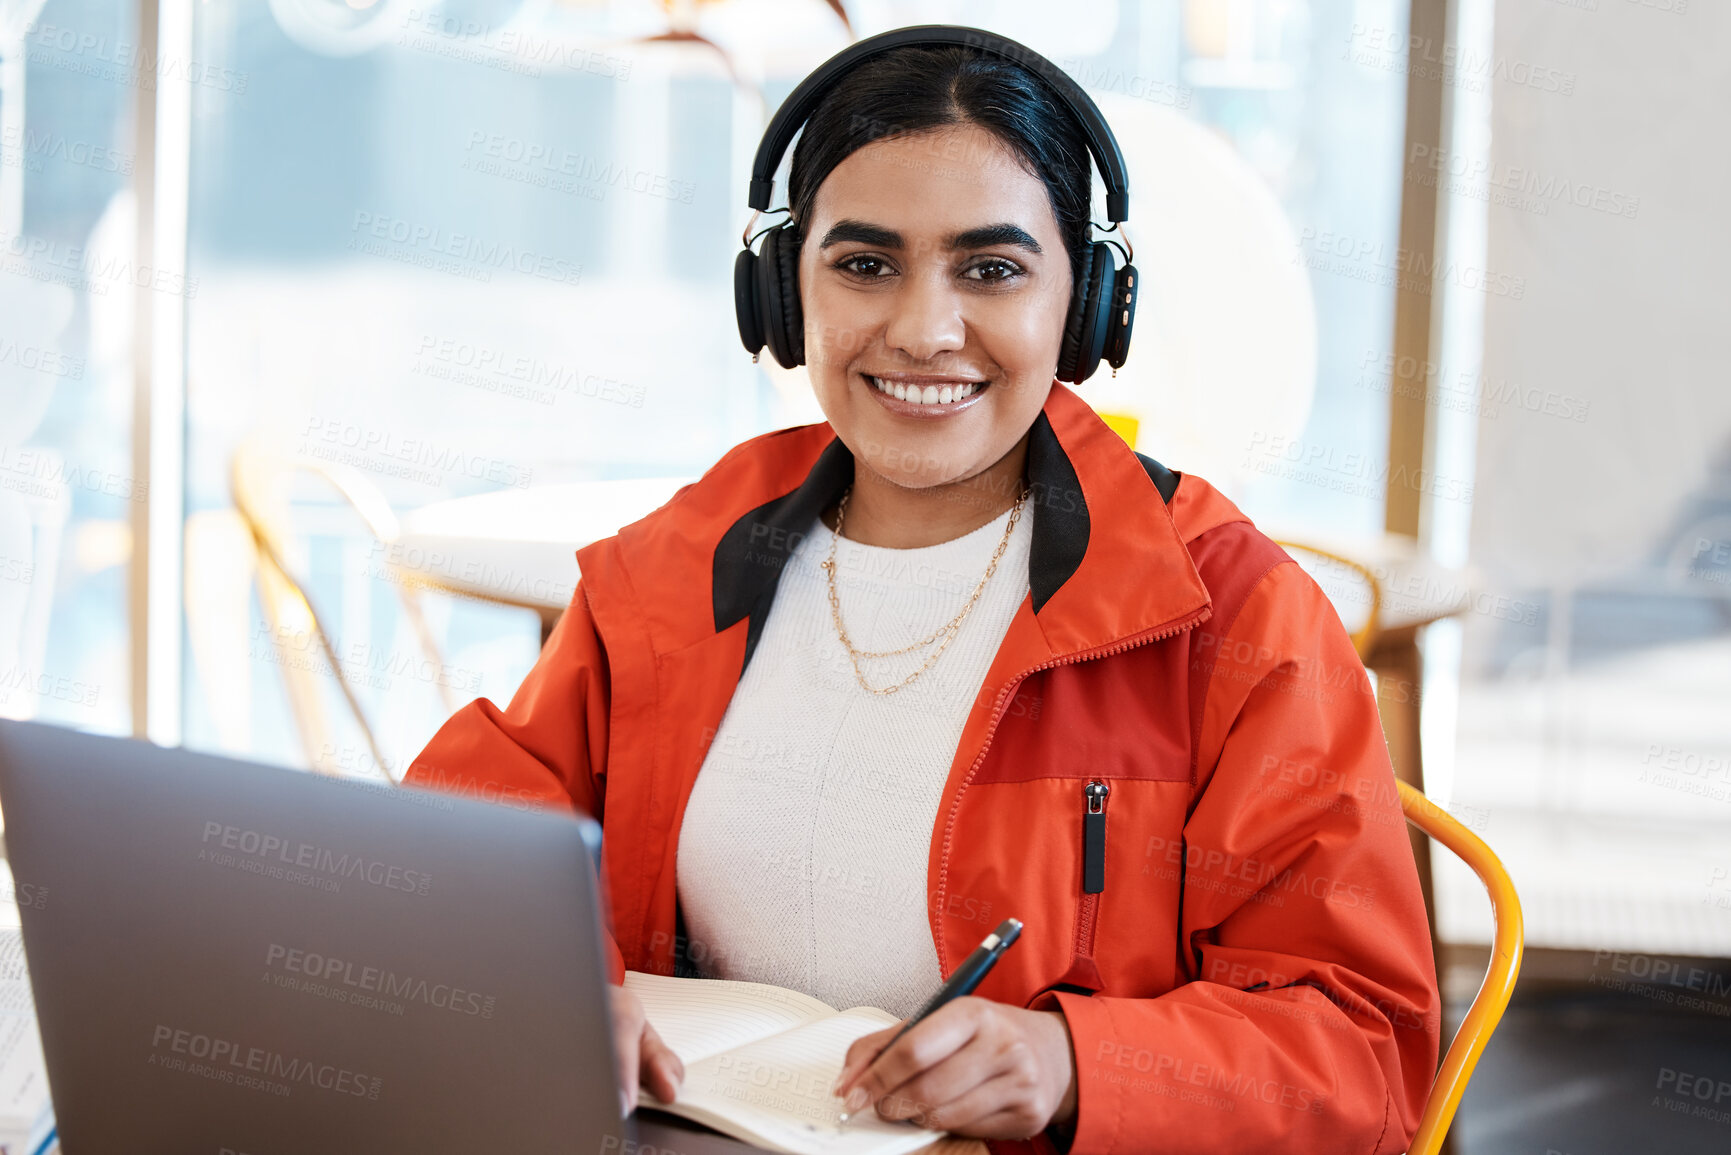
[1083,780,1109,894]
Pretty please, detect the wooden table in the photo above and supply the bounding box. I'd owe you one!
[637,1109,988,1155]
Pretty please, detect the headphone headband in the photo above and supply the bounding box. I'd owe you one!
[746,24,1130,224]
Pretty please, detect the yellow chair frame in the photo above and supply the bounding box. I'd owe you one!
[1270,534,1521,1148]
[230,435,456,779]
[1395,779,1524,1155]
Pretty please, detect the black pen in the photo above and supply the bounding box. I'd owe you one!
[836,918,1023,1125]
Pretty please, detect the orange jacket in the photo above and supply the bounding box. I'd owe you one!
[405,382,1440,1155]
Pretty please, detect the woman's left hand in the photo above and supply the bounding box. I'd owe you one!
[831,997,1077,1140]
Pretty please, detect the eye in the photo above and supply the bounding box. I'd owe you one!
[834,254,893,279]
[964,258,1025,284]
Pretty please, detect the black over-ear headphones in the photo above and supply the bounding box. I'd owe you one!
[733,24,1138,385]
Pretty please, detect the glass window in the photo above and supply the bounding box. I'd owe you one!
[12,0,1413,772]
[1,0,140,736]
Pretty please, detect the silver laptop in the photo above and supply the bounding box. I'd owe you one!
[0,718,738,1154]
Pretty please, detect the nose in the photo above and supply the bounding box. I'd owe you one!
[882,266,966,364]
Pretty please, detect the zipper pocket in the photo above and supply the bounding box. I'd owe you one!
[1068,779,1109,968]
[1083,780,1109,894]
[935,603,1211,973]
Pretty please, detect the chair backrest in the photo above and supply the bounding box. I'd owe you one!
[230,434,450,781]
[230,436,384,776]
[1396,779,1524,1155]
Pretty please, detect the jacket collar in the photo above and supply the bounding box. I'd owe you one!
[582,381,1212,673]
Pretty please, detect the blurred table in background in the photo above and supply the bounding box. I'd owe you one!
[394,477,697,644]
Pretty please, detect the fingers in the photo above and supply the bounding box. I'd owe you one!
[870,1033,1013,1128]
[886,1066,1031,1135]
[833,1025,898,1101]
[608,985,643,1119]
[839,1002,983,1117]
[839,1002,1067,1141]
[640,1019,685,1104]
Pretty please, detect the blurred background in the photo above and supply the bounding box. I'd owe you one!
[1,0,1728,1150]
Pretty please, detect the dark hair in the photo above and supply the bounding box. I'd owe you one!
[785,44,1095,296]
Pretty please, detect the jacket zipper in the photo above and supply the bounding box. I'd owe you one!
[933,603,1213,975]
[1076,779,1110,961]
[1082,780,1110,894]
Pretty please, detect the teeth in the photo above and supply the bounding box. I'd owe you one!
[870,376,983,405]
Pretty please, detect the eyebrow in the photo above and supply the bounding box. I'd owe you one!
[817,219,1044,256]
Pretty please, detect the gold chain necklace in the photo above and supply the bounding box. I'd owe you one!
[818,481,1029,696]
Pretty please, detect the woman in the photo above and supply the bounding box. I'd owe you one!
[406,30,1440,1155]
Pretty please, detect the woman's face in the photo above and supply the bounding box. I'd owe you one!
[798,122,1074,493]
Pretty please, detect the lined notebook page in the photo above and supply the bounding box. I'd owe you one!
[664,1007,943,1155]
[622,971,840,1066]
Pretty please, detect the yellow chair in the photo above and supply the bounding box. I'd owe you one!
[230,434,457,779]
[1100,411,1515,1152]
[1396,779,1524,1155]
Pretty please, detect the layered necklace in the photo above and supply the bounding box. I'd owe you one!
[818,481,1029,696]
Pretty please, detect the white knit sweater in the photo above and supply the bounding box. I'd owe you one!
[675,498,1034,1018]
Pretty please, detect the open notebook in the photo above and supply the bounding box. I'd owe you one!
[623,971,947,1155]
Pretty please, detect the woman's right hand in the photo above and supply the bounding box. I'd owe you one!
[608,982,685,1118]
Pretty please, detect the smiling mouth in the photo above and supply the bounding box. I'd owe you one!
[864,375,990,406]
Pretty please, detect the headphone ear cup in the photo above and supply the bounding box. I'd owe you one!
[734,246,765,357]
[757,224,806,369]
[1056,243,1095,384]
[1059,242,1114,384]
[777,224,807,367]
